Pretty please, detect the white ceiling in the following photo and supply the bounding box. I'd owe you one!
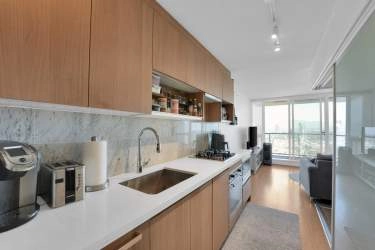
[157,0,369,100]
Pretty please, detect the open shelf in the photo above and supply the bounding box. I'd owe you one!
[152,72,204,120]
[221,120,232,124]
[150,72,236,123]
[150,111,203,121]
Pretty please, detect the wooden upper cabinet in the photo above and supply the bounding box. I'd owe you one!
[186,39,208,92]
[150,198,191,250]
[152,3,232,101]
[190,182,213,250]
[205,57,223,99]
[89,0,153,113]
[223,78,234,104]
[153,11,188,83]
[0,0,90,106]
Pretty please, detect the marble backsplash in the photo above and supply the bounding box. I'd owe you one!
[0,107,220,176]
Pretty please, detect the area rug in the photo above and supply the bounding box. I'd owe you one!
[289,172,300,183]
[222,204,301,250]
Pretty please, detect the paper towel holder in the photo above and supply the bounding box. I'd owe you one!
[84,135,109,192]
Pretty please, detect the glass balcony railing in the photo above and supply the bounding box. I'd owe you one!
[264,132,346,157]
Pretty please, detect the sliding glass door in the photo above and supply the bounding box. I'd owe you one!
[333,10,375,250]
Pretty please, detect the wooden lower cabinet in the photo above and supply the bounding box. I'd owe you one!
[190,183,213,250]
[103,222,150,250]
[213,170,230,250]
[105,174,231,250]
[150,197,191,250]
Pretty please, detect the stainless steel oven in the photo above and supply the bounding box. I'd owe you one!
[229,164,243,229]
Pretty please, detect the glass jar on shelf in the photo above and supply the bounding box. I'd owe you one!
[188,99,194,115]
[193,98,198,116]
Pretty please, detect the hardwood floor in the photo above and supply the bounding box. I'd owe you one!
[251,165,330,250]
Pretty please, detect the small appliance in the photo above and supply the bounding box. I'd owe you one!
[0,140,40,233]
[38,161,85,208]
[211,133,229,152]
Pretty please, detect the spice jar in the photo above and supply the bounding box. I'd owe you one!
[197,102,202,117]
[159,97,167,112]
[188,99,194,115]
[193,99,198,116]
[171,98,179,114]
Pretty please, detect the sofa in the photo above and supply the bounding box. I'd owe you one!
[299,154,333,201]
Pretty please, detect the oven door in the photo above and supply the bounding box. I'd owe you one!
[229,170,243,229]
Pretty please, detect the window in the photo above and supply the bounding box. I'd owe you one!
[293,100,321,156]
[263,96,345,158]
[264,102,289,155]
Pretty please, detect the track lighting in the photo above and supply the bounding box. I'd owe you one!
[273,39,280,52]
[265,0,281,52]
[271,25,279,41]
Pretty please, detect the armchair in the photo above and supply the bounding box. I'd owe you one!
[308,158,333,201]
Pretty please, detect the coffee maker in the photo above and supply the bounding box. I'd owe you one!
[0,141,40,233]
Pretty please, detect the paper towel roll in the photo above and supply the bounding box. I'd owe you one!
[82,137,108,190]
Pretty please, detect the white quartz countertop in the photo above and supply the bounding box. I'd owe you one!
[0,152,248,250]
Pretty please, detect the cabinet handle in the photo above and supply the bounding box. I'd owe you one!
[118,232,143,250]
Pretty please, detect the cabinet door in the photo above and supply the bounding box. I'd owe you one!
[153,11,188,83]
[190,182,213,250]
[186,40,207,92]
[213,170,229,250]
[150,198,190,250]
[0,0,90,106]
[223,78,234,104]
[103,222,150,250]
[89,0,152,113]
[205,57,223,99]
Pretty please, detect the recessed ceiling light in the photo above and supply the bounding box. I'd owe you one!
[271,33,278,40]
[274,46,281,52]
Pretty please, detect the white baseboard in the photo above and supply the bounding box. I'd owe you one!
[272,158,300,167]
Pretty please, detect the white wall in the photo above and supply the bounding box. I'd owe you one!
[221,81,251,152]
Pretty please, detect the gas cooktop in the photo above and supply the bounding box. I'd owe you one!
[195,149,235,161]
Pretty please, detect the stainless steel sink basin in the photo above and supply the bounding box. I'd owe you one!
[120,169,196,194]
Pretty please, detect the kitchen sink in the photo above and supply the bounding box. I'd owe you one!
[120,169,196,194]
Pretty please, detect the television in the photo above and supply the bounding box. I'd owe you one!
[247,126,257,149]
